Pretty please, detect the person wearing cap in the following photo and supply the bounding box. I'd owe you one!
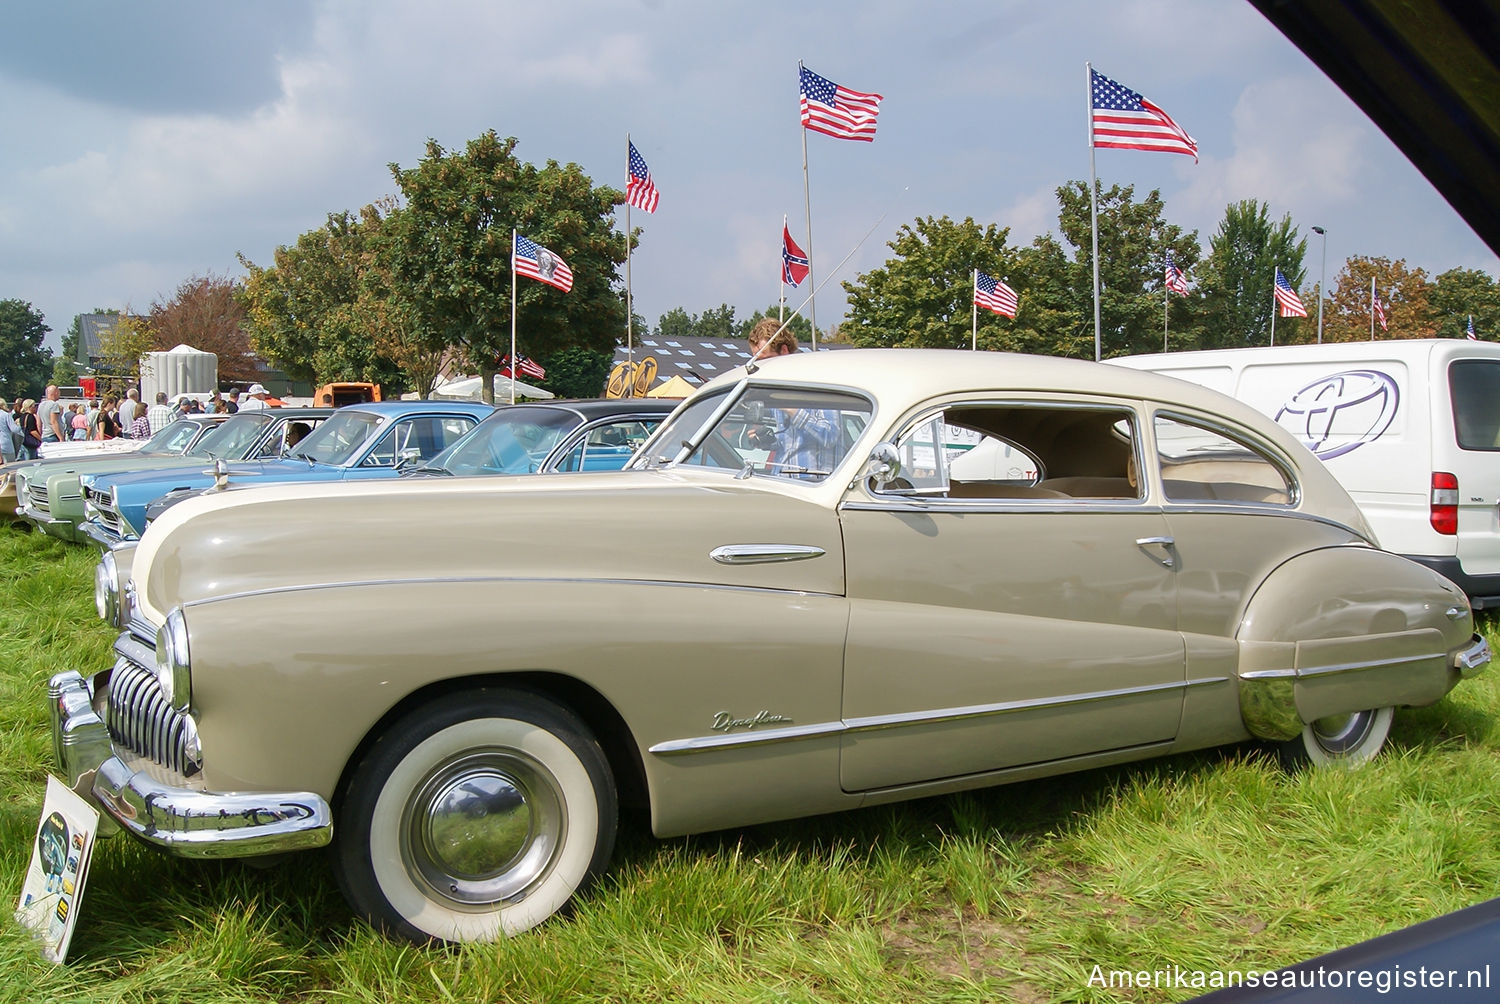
[224,388,241,414]
[239,383,272,411]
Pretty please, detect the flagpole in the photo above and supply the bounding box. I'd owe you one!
[972,270,978,351]
[1163,252,1169,352]
[510,228,519,406]
[799,60,818,349]
[1370,276,1376,341]
[1086,62,1101,362]
[625,133,635,397]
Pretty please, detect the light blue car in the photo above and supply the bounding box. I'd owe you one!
[80,400,492,545]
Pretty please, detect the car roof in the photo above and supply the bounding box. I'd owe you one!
[332,400,494,418]
[503,398,678,419]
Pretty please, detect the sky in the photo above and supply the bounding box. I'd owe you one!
[1,0,1496,355]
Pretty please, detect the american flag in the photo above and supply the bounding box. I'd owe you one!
[499,354,547,381]
[1274,268,1307,317]
[626,141,659,214]
[513,233,573,292]
[782,224,810,287]
[1164,250,1189,295]
[1090,68,1198,161]
[799,65,882,142]
[1373,286,1388,331]
[1468,314,1478,340]
[974,270,1019,318]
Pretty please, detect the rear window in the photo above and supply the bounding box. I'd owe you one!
[1450,359,1500,451]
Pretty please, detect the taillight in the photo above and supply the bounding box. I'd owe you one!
[1431,472,1459,535]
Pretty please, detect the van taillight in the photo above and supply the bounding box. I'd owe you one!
[1431,472,1459,535]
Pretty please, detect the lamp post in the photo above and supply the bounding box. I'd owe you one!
[1311,226,1327,343]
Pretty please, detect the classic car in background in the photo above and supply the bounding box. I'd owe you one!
[51,350,1488,945]
[18,410,331,543]
[77,400,491,545]
[8,416,231,535]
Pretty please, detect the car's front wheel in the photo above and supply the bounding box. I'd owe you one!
[334,689,617,943]
[1278,706,1394,768]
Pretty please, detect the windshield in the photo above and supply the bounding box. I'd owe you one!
[429,406,578,475]
[186,414,271,459]
[288,409,383,465]
[634,385,872,483]
[145,419,208,455]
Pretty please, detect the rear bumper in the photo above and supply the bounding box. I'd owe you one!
[1406,555,1500,609]
[48,669,332,858]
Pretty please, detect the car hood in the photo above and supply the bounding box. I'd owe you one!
[37,452,211,490]
[89,458,339,500]
[133,471,847,624]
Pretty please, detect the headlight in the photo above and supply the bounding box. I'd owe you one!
[154,607,192,710]
[94,552,118,623]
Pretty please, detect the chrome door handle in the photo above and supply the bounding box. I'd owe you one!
[1136,536,1176,569]
[710,544,827,565]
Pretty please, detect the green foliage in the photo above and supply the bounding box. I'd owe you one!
[1196,200,1308,347]
[388,132,627,402]
[49,356,78,388]
[1430,267,1500,340]
[0,299,53,401]
[238,209,409,391]
[842,215,1021,350]
[93,314,155,387]
[541,346,613,399]
[654,303,738,340]
[1047,182,1202,358]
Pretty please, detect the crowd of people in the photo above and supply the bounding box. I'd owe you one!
[0,382,277,461]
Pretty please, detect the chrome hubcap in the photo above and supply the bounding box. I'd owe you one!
[403,750,564,908]
[1310,710,1374,754]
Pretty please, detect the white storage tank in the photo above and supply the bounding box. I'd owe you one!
[140,344,219,402]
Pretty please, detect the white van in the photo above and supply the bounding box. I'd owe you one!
[1108,339,1500,608]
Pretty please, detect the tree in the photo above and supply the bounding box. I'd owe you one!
[239,209,409,391]
[653,303,743,340]
[94,313,156,392]
[1041,182,1203,358]
[149,273,263,382]
[542,346,613,398]
[1430,267,1500,340]
[51,356,78,387]
[388,131,627,403]
[1195,200,1308,348]
[841,215,1023,350]
[0,299,53,401]
[1322,256,1433,342]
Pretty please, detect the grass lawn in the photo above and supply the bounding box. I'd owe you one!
[1,527,1496,1003]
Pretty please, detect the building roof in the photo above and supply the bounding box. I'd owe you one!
[612,335,849,394]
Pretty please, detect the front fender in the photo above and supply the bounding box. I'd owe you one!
[1236,546,1474,740]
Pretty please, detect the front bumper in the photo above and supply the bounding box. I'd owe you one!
[80,519,127,550]
[49,669,333,858]
[19,503,80,542]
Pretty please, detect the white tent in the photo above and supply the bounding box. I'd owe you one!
[429,374,554,402]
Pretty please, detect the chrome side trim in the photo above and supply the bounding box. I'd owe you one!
[840,499,1155,514]
[648,676,1228,757]
[710,544,827,565]
[1241,650,1446,682]
[186,574,844,609]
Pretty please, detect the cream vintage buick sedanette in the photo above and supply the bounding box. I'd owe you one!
[51,349,1490,943]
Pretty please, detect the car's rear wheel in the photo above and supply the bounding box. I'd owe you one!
[333,689,617,943]
[1278,706,1394,768]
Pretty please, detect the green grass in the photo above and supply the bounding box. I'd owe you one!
[1,526,1496,1002]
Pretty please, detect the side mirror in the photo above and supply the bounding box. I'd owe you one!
[396,447,423,469]
[863,442,902,486]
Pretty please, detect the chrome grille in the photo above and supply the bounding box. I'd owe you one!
[28,481,49,512]
[106,636,197,777]
[87,486,123,535]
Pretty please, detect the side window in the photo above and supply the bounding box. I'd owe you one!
[365,417,476,467]
[555,418,663,472]
[1450,360,1500,450]
[1154,414,1293,505]
[874,404,1136,501]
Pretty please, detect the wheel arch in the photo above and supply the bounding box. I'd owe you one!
[330,670,649,818]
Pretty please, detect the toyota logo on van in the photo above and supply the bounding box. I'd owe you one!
[1274,369,1400,460]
